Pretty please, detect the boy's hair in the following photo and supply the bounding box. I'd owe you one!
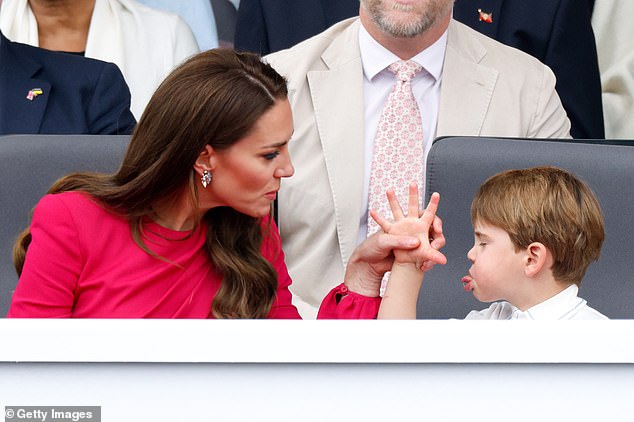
[471,166,604,285]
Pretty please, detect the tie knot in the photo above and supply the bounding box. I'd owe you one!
[388,60,422,82]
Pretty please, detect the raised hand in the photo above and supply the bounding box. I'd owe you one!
[371,183,447,270]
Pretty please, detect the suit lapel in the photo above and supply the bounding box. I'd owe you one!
[437,20,498,137]
[0,35,50,134]
[306,21,365,264]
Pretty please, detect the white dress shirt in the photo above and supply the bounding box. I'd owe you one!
[357,23,448,245]
[465,285,608,320]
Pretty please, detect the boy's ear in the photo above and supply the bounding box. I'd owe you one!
[524,242,550,278]
[193,145,216,176]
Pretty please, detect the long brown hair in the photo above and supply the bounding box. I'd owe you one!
[13,49,288,318]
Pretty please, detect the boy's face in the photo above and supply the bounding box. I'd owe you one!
[463,221,525,303]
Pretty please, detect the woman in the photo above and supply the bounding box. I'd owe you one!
[0,0,199,118]
[8,49,445,319]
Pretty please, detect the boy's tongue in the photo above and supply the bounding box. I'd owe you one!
[462,275,474,292]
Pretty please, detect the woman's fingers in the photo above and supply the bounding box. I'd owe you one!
[429,216,445,250]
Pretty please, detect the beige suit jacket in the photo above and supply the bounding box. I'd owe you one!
[266,18,571,318]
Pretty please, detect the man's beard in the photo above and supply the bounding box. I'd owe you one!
[362,0,453,38]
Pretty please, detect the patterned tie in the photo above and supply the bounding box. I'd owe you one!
[367,60,424,236]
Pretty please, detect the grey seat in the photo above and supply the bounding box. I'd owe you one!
[0,134,130,316]
[419,136,634,319]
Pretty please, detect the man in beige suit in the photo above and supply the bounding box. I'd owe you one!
[266,0,571,318]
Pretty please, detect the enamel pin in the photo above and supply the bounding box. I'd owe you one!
[26,88,44,101]
[478,9,493,23]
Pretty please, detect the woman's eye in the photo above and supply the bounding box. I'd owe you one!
[479,242,487,247]
[263,151,280,160]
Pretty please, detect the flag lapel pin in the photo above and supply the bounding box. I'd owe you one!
[26,88,44,101]
[478,9,493,23]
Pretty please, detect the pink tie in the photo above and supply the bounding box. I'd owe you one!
[367,60,424,236]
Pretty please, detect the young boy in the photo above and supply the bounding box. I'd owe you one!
[374,166,608,320]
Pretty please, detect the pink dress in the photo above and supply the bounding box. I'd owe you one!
[8,192,380,318]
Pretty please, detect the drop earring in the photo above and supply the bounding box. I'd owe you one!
[201,170,212,188]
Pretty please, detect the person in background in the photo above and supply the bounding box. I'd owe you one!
[234,0,358,56]
[592,0,634,139]
[210,0,238,48]
[0,30,135,135]
[7,49,446,319]
[0,0,199,119]
[236,0,603,140]
[376,168,606,320]
[135,0,218,51]
[265,0,571,318]
[453,0,604,140]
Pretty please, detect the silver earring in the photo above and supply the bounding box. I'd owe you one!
[201,170,212,188]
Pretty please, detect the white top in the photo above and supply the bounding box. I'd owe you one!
[357,23,447,245]
[0,0,200,119]
[465,285,608,320]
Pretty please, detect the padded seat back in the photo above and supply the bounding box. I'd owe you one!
[419,137,634,319]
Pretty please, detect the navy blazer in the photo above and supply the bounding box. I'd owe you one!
[0,32,136,135]
[234,0,358,55]
[453,0,603,139]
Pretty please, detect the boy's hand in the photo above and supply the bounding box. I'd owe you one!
[370,183,447,270]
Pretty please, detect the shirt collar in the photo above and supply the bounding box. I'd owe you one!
[358,22,448,82]
[511,285,586,320]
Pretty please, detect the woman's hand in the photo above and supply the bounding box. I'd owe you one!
[343,232,421,297]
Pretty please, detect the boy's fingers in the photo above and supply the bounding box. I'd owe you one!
[408,182,419,218]
[370,209,391,232]
[426,192,440,215]
[386,189,405,220]
[421,192,440,226]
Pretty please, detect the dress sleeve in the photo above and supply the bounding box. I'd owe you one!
[317,284,381,319]
[7,195,82,317]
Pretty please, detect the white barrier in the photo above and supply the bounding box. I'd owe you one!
[1,320,634,421]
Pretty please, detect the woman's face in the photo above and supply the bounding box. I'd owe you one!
[204,98,295,218]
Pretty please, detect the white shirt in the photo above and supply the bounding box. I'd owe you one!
[465,285,608,320]
[357,23,448,245]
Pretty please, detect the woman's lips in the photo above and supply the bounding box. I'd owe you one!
[264,191,278,200]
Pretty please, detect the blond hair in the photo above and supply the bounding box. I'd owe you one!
[471,166,604,285]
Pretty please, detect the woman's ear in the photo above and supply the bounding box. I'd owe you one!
[193,145,215,176]
[524,242,550,278]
